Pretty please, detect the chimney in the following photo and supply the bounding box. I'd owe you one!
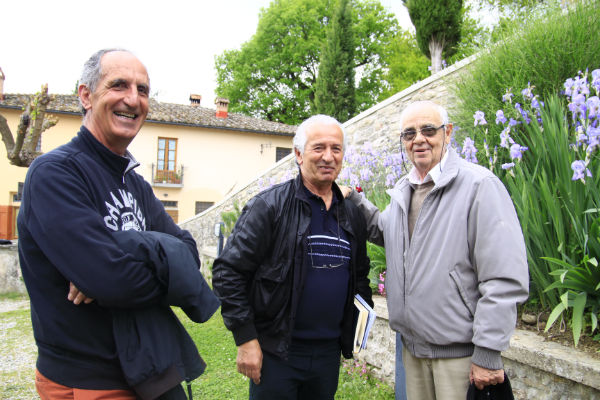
[189,94,201,107]
[0,67,5,101]
[215,97,230,119]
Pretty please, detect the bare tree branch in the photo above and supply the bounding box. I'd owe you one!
[1,84,59,167]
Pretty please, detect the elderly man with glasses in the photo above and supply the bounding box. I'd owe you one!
[213,115,373,400]
[344,100,529,399]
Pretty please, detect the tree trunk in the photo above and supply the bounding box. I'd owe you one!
[429,37,445,75]
[1,84,58,167]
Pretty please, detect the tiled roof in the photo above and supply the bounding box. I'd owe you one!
[0,94,296,136]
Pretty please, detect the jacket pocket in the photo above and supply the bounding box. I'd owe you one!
[250,263,290,321]
[449,268,476,319]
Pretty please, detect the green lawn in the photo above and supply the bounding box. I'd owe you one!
[0,297,394,399]
[178,308,395,399]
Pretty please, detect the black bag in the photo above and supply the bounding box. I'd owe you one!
[466,373,514,400]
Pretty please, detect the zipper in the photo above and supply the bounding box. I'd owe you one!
[402,185,439,337]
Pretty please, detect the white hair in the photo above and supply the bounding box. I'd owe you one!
[293,114,348,154]
[399,101,449,130]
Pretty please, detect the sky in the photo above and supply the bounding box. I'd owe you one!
[2,0,412,107]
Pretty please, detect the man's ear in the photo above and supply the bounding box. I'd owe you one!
[78,84,93,113]
[445,123,453,144]
[294,147,303,166]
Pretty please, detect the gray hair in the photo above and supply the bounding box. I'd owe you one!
[79,48,140,114]
[293,114,348,154]
[399,101,449,130]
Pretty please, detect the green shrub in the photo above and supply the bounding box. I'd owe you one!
[452,1,600,146]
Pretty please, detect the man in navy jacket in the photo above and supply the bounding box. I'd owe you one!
[18,48,219,400]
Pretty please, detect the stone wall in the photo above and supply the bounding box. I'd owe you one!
[0,242,25,294]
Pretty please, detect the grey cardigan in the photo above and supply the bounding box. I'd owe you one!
[349,148,529,369]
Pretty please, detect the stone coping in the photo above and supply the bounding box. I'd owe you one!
[504,330,600,391]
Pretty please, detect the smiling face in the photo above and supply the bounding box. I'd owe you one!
[295,122,344,193]
[79,51,149,155]
[402,103,453,179]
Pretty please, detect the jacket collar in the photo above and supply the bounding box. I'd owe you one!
[77,126,140,177]
[293,172,353,235]
[387,147,461,209]
[293,171,344,205]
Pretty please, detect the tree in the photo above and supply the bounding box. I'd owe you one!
[379,30,430,100]
[403,0,463,74]
[0,84,57,167]
[215,0,399,125]
[314,0,356,122]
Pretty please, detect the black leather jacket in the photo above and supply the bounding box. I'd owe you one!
[213,174,373,360]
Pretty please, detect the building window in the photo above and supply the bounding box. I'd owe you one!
[276,147,292,162]
[195,201,214,215]
[156,138,179,183]
[12,182,23,203]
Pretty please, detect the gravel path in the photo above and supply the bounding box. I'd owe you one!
[0,299,30,313]
[0,299,37,399]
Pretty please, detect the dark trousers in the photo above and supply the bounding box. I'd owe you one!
[249,338,341,400]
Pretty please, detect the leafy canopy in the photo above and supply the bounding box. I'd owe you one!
[379,31,430,100]
[214,0,400,125]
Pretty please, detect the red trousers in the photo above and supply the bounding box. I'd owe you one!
[35,369,137,400]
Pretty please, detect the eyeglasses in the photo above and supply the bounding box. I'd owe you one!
[307,210,348,269]
[400,124,445,142]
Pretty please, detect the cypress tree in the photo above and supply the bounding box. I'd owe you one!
[314,0,356,122]
[403,0,463,74]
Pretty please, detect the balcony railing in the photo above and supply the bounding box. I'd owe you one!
[151,164,184,187]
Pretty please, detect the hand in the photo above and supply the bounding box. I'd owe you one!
[470,363,504,390]
[237,339,263,384]
[339,185,353,198]
[67,282,94,305]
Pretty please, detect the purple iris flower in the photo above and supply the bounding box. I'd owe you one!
[461,138,478,163]
[586,96,600,118]
[571,160,592,181]
[521,83,534,99]
[568,93,587,118]
[495,110,507,125]
[592,69,600,93]
[510,144,528,160]
[359,168,373,182]
[502,89,514,103]
[564,78,576,97]
[473,111,487,126]
[587,126,600,150]
[501,162,515,170]
[576,76,590,97]
[500,127,515,148]
[386,173,396,187]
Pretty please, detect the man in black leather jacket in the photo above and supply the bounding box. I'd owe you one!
[213,115,373,400]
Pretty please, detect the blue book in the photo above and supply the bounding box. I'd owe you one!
[353,294,377,353]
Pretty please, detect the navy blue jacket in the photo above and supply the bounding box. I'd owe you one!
[18,126,217,394]
[113,230,219,399]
